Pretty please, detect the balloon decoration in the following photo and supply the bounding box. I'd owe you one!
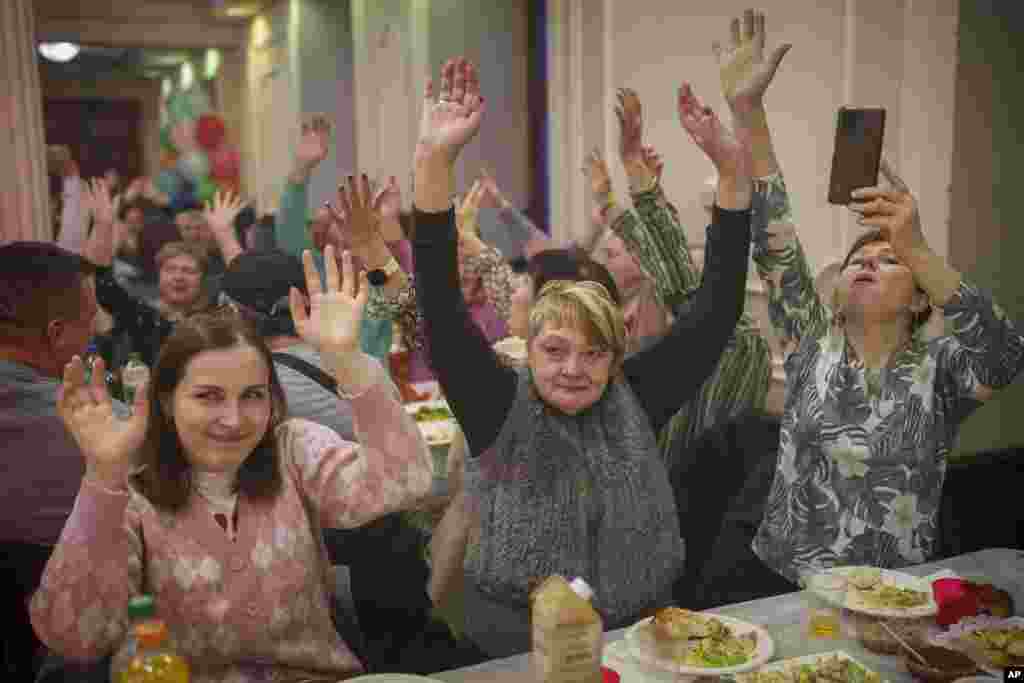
[195,113,226,151]
[177,150,209,180]
[159,84,242,207]
[155,169,185,198]
[209,142,240,181]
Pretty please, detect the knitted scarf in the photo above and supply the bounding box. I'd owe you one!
[465,368,685,628]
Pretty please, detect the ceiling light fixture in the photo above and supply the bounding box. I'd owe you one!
[225,5,257,17]
[38,42,80,63]
[180,62,194,90]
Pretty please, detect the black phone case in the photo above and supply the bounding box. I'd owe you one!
[827,107,886,205]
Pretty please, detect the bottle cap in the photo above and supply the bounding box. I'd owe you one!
[134,619,168,648]
[127,595,156,620]
[569,577,594,602]
[85,342,98,354]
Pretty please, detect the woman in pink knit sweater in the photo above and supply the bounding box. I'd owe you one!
[31,246,434,682]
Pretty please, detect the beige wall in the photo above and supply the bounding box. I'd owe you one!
[40,76,163,181]
[549,0,959,413]
[245,1,298,214]
[348,0,531,204]
[1,0,51,243]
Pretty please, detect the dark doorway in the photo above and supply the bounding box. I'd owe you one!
[43,98,143,186]
[526,0,549,235]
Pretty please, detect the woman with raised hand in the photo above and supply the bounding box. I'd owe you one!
[412,56,755,656]
[685,13,1024,605]
[30,244,434,681]
[83,180,245,368]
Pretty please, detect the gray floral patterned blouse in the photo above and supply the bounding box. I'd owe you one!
[749,174,1024,584]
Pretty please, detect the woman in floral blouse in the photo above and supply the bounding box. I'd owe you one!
[30,246,434,682]
[695,9,1024,603]
[747,160,1024,586]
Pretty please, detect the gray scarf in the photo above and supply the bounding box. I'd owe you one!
[466,368,685,628]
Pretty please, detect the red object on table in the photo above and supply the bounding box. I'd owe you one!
[932,578,981,627]
[601,666,620,683]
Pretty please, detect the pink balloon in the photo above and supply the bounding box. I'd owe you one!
[170,119,197,153]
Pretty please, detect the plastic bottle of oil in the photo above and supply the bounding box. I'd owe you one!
[531,575,603,683]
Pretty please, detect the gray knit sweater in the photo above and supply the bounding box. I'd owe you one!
[465,368,685,631]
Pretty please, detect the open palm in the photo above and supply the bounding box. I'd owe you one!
[714,9,792,115]
[296,115,331,169]
[85,177,119,227]
[58,356,148,482]
[582,148,612,198]
[417,58,485,164]
[372,175,402,221]
[677,83,751,180]
[290,246,368,356]
[615,88,644,163]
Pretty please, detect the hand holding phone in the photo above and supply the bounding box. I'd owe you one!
[827,107,886,205]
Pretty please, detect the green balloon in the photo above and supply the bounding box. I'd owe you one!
[195,176,217,203]
[166,92,195,126]
[160,125,174,152]
[187,89,212,118]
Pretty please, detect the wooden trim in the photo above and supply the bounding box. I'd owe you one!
[37,17,247,49]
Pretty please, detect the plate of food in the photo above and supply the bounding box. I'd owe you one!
[809,566,937,618]
[404,400,456,446]
[493,336,527,363]
[735,651,885,683]
[625,607,774,675]
[931,615,1024,676]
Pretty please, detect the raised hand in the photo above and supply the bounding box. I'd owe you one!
[714,8,792,118]
[295,115,332,171]
[582,148,612,200]
[477,167,504,209]
[456,179,485,234]
[677,83,752,182]
[84,177,119,228]
[203,190,245,235]
[615,88,644,164]
[326,173,382,252]
[416,57,485,165]
[641,145,665,182]
[372,175,402,221]
[290,245,369,357]
[849,158,926,257]
[58,355,149,487]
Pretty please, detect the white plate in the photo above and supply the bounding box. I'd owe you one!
[736,650,887,682]
[405,400,456,446]
[625,613,774,676]
[811,567,937,618]
[404,398,451,415]
[347,675,440,682]
[930,615,1024,676]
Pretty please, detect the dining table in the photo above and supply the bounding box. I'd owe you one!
[428,547,1024,683]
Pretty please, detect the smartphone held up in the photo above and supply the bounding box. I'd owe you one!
[827,107,886,205]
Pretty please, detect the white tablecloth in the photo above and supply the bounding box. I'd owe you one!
[431,547,1024,682]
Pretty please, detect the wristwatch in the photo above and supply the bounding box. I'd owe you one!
[367,256,401,286]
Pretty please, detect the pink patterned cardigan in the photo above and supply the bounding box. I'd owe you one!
[30,362,434,682]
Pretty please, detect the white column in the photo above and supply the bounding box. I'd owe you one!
[0,0,51,243]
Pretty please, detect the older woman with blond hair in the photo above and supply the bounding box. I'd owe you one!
[411,57,756,656]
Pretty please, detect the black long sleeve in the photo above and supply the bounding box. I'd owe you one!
[94,266,174,367]
[623,205,753,435]
[412,208,517,457]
